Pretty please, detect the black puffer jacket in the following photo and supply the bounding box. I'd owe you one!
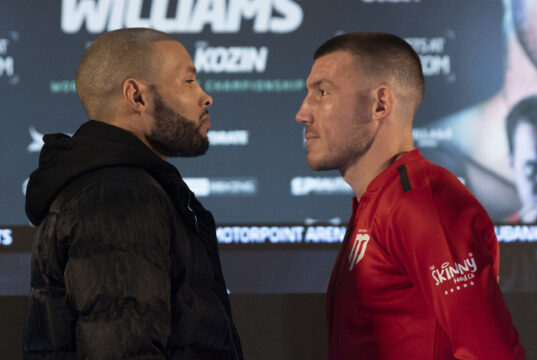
[23,120,243,359]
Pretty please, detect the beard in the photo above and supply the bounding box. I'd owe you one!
[306,109,379,173]
[307,125,379,172]
[146,88,209,158]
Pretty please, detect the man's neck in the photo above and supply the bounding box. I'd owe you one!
[342,145,413,200]
[104,117,167,161]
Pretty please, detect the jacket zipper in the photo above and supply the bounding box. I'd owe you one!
[187,191,237,358]
[186,191,199,232]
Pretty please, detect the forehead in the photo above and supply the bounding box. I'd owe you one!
[153,40,195,75]
[307,51,361,86]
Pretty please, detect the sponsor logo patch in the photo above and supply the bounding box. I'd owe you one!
[348,233,370,270]
[429,253,478,295]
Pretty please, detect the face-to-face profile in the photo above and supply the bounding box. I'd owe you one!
[146,40,213,157]
[295,51,378,172]
[512,121,537,221]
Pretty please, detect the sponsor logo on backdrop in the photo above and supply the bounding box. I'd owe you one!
[61,0,303,34]
[290,176,353,196]
[193,41,304,93]
[412,127,452,148]
[184,177,257,196]
[50,80,76,94]
[208,130,249,145]
[216,225,346,244]
[405,35,454,79]
[213,218,536,246]
[0,31,19,85]
[203,78,304,92]
[0,229,13,246]
[49,77,306,94]
[60,0,305,93]
[495,225,537,242]
[195,42,268,73]
[305,217,342,225]
[407,34,455,148]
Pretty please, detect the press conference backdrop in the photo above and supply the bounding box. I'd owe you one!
[1,0,537,353]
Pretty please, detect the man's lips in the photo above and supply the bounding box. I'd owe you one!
[200,112,211,129]
[304,132,319,145]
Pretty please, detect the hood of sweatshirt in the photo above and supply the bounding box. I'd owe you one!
[25,120,193,226]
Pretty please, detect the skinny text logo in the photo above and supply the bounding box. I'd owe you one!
[430,252,477,286]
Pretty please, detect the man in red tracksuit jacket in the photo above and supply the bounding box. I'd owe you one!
[295,31,525,359]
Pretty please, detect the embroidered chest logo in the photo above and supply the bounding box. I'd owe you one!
[348,232,370,271]
[429,252,478,295]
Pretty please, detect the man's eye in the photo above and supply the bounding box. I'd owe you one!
[186,80,195,84]
[319,89,327,96]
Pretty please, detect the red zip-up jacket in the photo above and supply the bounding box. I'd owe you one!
[327,149,525,359]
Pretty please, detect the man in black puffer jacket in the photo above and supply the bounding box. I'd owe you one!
[23,28,243,359]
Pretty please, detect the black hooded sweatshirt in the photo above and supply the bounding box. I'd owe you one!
[23,120,243,359]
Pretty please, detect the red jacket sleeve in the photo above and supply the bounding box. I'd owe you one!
[386,186,525,360]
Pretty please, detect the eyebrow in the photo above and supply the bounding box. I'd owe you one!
[186,66,197,75]
[306,79,336,90]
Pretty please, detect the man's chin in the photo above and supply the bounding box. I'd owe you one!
[151,139,210,158]
[307,156,335,171]
[180,143,210,158]
[168,149,208,158]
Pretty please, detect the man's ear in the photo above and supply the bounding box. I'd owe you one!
[372,85,394,121]
[122,78,147,114]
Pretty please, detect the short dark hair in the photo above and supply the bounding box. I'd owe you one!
[314,32,425,106]
[76,28,176,119]
[506,95,537,154]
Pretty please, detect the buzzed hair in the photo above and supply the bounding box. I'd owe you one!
[76,28,176,119]
[314,32,425,110]
[506,95,537,154]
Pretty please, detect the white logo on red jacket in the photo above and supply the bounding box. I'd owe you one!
[430,252,477,287]
[348,233,370,271]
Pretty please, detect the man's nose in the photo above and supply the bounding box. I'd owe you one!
[201,92,213,108]
[295,98,311,124]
